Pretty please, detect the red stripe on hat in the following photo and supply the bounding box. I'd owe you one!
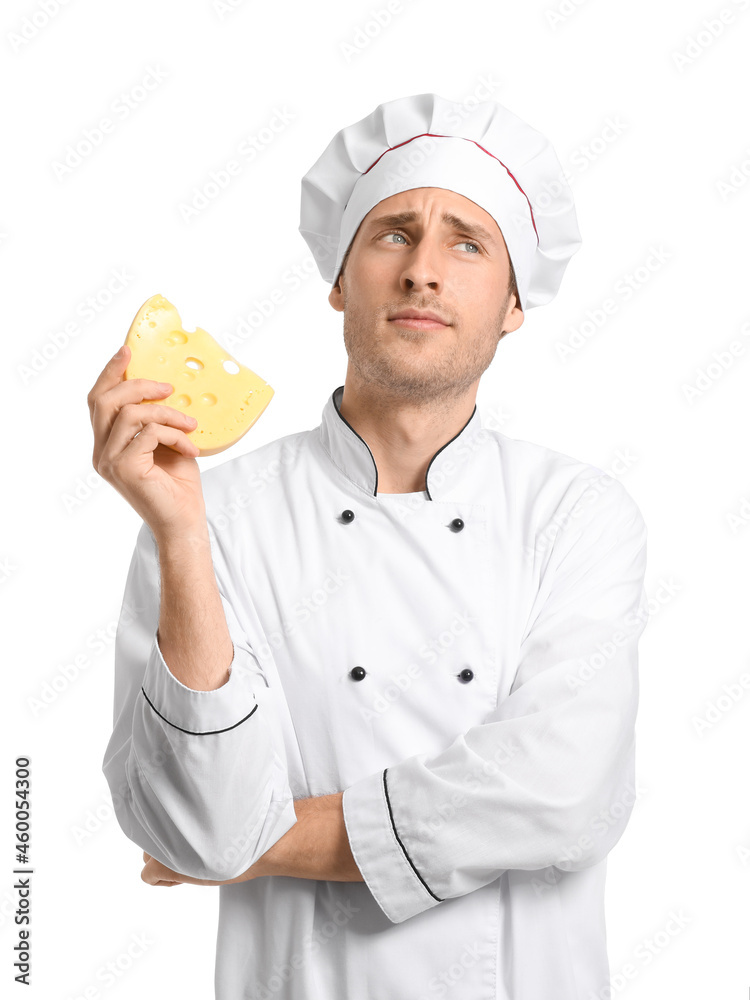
[363,132,539,242]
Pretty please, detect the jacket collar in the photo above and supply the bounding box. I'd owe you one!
[318,385,485,501]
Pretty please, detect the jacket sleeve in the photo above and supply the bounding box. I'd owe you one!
[342,473,649,923]
[101,519,298,881]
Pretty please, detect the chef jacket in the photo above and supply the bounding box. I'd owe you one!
[103,383,649,1000]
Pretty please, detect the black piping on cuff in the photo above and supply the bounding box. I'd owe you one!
[140,688,259,735]
[382,767,443,902]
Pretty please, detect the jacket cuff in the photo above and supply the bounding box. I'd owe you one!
[140,630,259,736]
[342,768,442,924]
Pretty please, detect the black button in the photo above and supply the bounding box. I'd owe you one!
[458,668,474,683]
[350,666,366,681]
[450,518,464,532]
[341,509,355,522]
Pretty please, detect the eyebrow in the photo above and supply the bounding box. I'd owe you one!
[366,210,498,247]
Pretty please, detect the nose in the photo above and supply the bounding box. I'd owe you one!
[398,238,443,294]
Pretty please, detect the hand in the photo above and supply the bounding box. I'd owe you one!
[87,344,207,540]
[141,852,184,887]
[140,851,267,887]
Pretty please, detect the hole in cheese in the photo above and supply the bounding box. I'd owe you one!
[164,330,188,346]
[185,357,204,370]
[223,360,240,375]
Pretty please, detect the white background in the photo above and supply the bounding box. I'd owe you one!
[3,0,749,996]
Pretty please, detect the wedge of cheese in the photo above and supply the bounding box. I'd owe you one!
[123,294,274,457]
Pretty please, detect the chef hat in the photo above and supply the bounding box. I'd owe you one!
[298,92,581,311]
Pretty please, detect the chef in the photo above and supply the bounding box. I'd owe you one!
[99,92,649,999]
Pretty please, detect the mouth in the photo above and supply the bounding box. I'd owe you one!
[387,310,450,331]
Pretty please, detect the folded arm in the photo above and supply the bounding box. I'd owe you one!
[341,473,649,923]
[141,791,364,886]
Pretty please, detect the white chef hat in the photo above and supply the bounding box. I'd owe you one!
[298,92,581,311]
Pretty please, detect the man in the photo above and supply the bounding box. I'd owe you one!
[94,93,649,999]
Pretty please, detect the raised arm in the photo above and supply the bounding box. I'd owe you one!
[90,345,297,881]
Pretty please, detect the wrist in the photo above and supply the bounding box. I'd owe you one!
[153,521,211,559]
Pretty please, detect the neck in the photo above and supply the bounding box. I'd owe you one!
[337,373,478,494]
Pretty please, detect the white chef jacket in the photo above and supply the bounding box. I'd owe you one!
[103,384,649,1000]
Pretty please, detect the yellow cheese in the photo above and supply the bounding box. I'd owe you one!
[123,294,274,457]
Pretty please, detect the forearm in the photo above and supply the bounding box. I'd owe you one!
[155,525,234,691]
[109,520,299,884]
[262,793,364,882]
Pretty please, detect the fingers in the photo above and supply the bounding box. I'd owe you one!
[144,876,182,887]
[141,856,185,887]
[88,345,168,465]
[87,344,131,416]
[100,415,200,481]
[107,401,198,459]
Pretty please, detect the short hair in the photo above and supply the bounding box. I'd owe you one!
[506,255,518,307]
[338,240,519,307]
[338,242,352,283]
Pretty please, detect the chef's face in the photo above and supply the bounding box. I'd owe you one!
[328,187,524,403]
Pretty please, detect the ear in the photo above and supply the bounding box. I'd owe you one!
[500,287,524,335]
[504,298,524,334]
[328,275,345,314]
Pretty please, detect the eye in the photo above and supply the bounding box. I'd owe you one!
[380,231,482,254]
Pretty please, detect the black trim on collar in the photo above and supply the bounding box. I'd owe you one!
[382,767,443,902]
[140,687,259,735]
[332,385,378,496]
[332,386,478,502]
[424,404,477,501]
